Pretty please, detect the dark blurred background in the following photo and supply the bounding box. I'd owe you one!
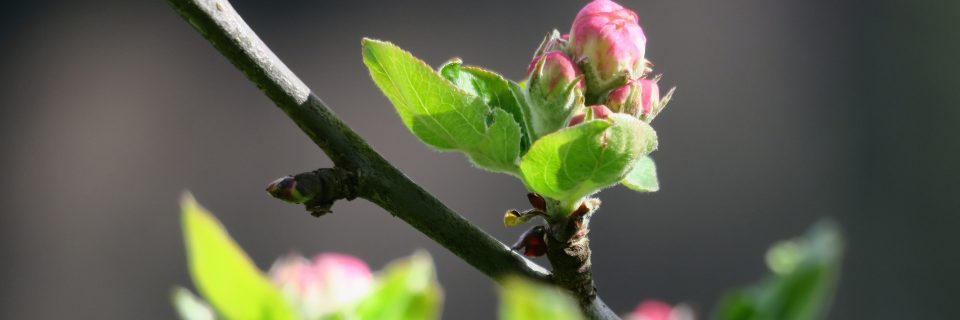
[1,0,957,319]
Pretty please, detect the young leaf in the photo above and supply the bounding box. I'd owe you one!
[713,220,844,320]
[519,114,657,210]
[362,38,488,150]
[498,276,583,320]
[622,155,659,192]
[171,287,216,320]
[180,193,295,320]
[440,60,533,152]
[356,251,443,320]
[363,39,522,174]
[469,108,522,173]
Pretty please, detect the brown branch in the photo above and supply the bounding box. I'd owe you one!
[166,0,618,318]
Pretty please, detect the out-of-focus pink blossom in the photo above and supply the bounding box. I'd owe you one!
[627,300,696,320]
[569,104,613,126]
[570,0,647,86]
[269,253,374,319]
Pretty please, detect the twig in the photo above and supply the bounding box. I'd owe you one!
[166,0,618,318]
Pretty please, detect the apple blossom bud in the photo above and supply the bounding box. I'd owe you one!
[266,175,312,204]
[606,78,660,119]
[528,51,585,97]
[569,104,613,126]
[527,51,586,137]
[269,253,374,319]
[637,79,660,120]
[570,0,647,91]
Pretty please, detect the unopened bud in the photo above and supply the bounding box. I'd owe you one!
[570,0,647,90]
[526,51,586,138]
[528,51,585,97]
[637,79,661,120]
[266,176,312,204]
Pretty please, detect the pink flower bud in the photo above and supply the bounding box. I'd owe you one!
[606,81,636,114]
[606,79,660,118]
[528,51,585,96]
[569,105,613,126]
[638,79,661,119]
[570,0,647,85]
[269,253,374,319]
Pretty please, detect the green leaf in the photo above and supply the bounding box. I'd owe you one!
[440,60,533,152]
[469,108,523,173]
[356,251,443,320]
[713,220,844,320]
[363,38,522,174]
[622,155,659,192]
[171,287,216,320]
[519,114,657,211]
[498,276,582,320]
[180,193,295,320]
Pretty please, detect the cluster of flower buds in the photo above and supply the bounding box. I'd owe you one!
[524,0,673,135]
[269,253,374,319]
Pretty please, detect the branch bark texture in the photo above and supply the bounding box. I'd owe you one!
[167,0,617,318]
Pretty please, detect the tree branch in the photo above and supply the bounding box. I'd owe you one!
[167,0,618,318]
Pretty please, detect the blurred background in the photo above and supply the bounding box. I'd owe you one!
[1,0,958,318]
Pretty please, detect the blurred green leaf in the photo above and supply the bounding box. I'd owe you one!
[519,114,657,213]
[622,155,659,192]
[171,287,216,320]
[356,251,443,320]
[180,193,295,320]
[713,220,844,320]
[498,276,582,320]
[440,60,533,152]
[362,39,522,175]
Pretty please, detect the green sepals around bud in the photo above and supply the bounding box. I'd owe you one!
[531,29,570,60]
[644,86,676,123]
[527,73,585,138]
